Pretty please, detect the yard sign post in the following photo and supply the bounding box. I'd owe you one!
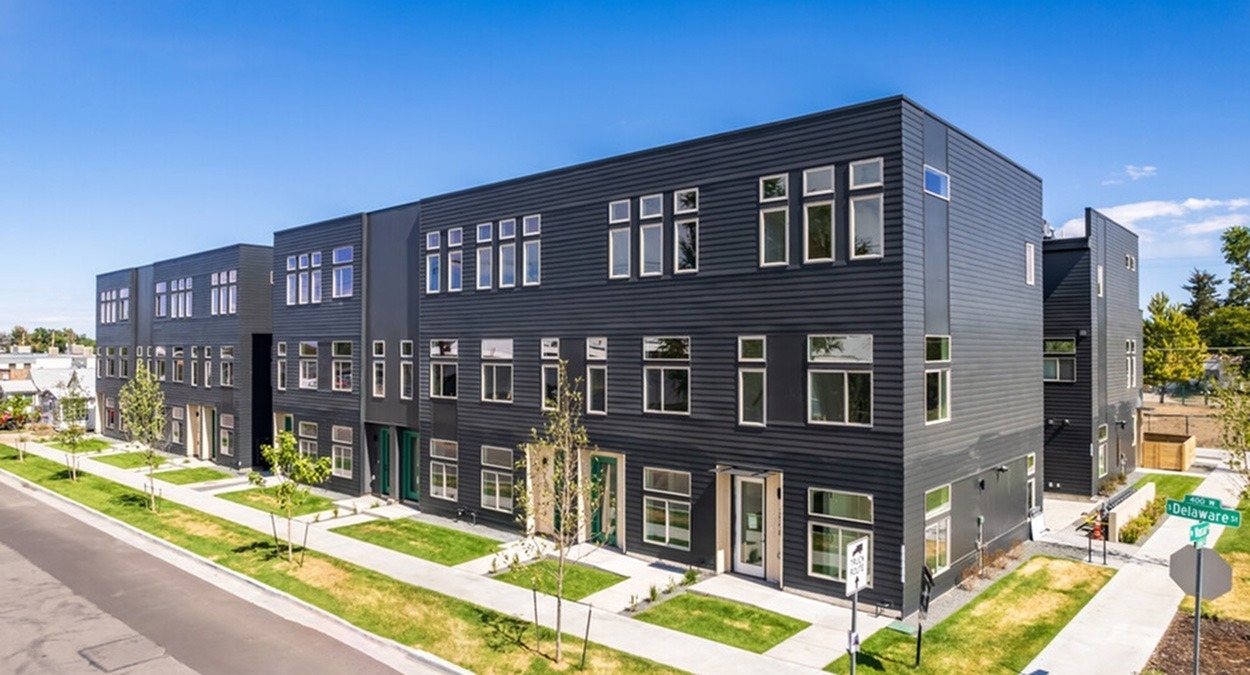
[1166,494,1241,675]
[845,536,869,675]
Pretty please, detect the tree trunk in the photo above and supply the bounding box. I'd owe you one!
[149,463,157,511]
[287,510,294,563]
[556,548,564,661]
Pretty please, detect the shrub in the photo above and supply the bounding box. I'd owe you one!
[683,567,699,586]
[1119,496,1167,543]
[649,584,659,602]
[958,564,978,590]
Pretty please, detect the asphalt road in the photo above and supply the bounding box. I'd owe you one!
[0,480,402,675]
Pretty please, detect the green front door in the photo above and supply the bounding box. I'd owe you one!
[590,455,618,546]
[401,431,420,501]
[379,428,391,496]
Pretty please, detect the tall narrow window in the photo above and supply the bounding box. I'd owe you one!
[1026,242,1036,286]
[924,484,951,573]
[675,219,698,273]
[850,194,883,259]
[609,228,630,279]
[332,246,353,298]
[400,361,414,400]
[277,359,286,390]
[1097,264,1105,297]
[804,202,833,263]
[925,336,951,424]
[738,336,766,426]
[477,247,493,290]
[426,254,441,293]
[523,240,541,286]
[760,208,788,266]
[430,439,458,501]
[481,338,513,403]
[640,222,662,277]
[587,337,607,415]
[448,251,462,291]
[372,360,385,398]
[499,243,516,288]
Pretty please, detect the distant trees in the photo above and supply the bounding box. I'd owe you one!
[1222,226,1250,308]
[1183,269,1223,321]
[1144,293,1207,402]
[0,326,93,351]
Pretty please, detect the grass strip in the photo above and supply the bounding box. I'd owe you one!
[826,556,1114,673]
[1133,474,1205,502]
[332,518,502,566]
[46,438,112,453]
[0,444,682,673]
[157,467,235,485]
[93,451,154,469]
[494,559,627,601]
[635,592,810,654]
[218,486,337,517]
[1180,497,1250,620]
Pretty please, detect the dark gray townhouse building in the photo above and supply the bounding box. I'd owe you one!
[414,96,1045,613]
[269,203,421,497]
[94,244,274,469]
[1042,209,1142,496]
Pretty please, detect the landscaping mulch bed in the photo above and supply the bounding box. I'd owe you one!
[1146,612,1250,674]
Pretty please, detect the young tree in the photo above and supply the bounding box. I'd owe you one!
[1183,268,1223,321]
[17,431,28,462]
[513,361,603,662]
[1212,368,1250,499]
[1143,292,1208,402]
[58,423,87,481]
[248,430,332,564]
[55,378,91,480]
[119,362,167,510]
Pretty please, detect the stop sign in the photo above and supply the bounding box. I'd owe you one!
[1170,546,1233,600]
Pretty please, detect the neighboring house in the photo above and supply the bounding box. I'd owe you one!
[30,368,97,430]
[1042,208,1142,496]
[95,245,274,468]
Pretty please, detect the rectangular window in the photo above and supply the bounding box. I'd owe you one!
[400,361,414,400]
[1097,264,1105,297]
[286,274,297,305]
[1044,339,1076,354]
[587,365,607,415]
[426,231,440,250]
[541,337,560,359]
[332,360,352,392]
[808,371,872,426]
[1027,478,1036,511]
[609,199,631,224]
[925,485,951,518]
[643,336,690,360]
[330,265,350,298]
[170,420,183,445]
[609,228,630,279]
[310,269,322,303]
[759,207,788,266]
[808,335,873,363]
[809,489,873,523]
[481,363,513,402]
[372,361,385,398]
[300,360,318,389]
[644,467,691,497]
[426,254,441,293]
[431,462,458,501]
[448,227,463,247]
[1098,424,1109,442]
[481,445,512,469]
[739,336,766,362]
[804,202,833,263]
[923,165,950,200]
[400,340,413,358]
[1043,358,1076,382]
[476,222,492,243]
[804,166,835,195]
[480,338,513,359]
[430,363,458,398]
[850,194,883,259]
[499,243,516,288]
[809,523,872,583]
[330,342,349,358]
[739,368,766,426]
[299,439,317,456]
[1026,242,1036,286]
[644,367,689,414]
[925,518,950,573]
[371,341,384,357]
[220,428,234,456]
[674,219,698,273]
[640,222,662,277]
[926,336,951,362]
[541,363,560,411]
[219,361,234,387]
[277,359,286,390]
[523,240,541,286]
[299,421,318,438]
[639,195,662,219]
[332,246,352,265]
[448,250,463,291]
[522,214,541,236]
[1099,443,1108,476]
[925,369,951,423]
[644,497,691,550]
[477,247,493,290]
[1027,453,1037,476]
[430,339,458,357]
[849,158,884,190]
[586,337,607,361]
[499,218,516,240]
[760,174,787,202]
[430,439,458,460]
[299,341,318,357]
[481,470,514,512]
[332,446,352,478]
[204,360,211,388]
[674,188,698,214]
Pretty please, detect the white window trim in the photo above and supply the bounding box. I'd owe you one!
[738,367,766,427]
[332,360,351,392]
[639,194,663,220]
[426,232,440,250]
[480,362,514,404]
[806,370,874,427]
[807,487,874,524]
[925,517,952,574]
[924,484,952,520]
[609,199,630,224]
[639,222,663,278]
[498,218,517,240]
[480,469,514,513]
[609,228,631,280]
[1027,452,1037,476]
[1098,443,1108,477]
[426,254,440,294]
[642,336,691,361]
[476,223,492,243]
[643,467,692,497]
[808,334,874,364]
[924,368,952,425]
[849,193,884,260]
[587,365,608,416]
[429,362,457,400]
[429,438,458,461]
[522,240,541,287]
[642,365,691,416]
[448,227,463,247]
[803,200,835,263]
[673,218,699,274]
[759,207,789,267]
[738,335,767,363]
[522,214,541,236]
[586,336,608,360]
[476,247,492,290]
[541,363,559,411]
[400,361,414,400]
[1043,357,1077,383]
[372,360,385,398]
[925,334,952,363]
[849,157,885,190]
[332,445,352,478]
[673,187,698,215]
[806,521,874,584]
[498,242,516,288]
[430,461,458,502]
[759,174,788,203]
[481,445,513,469]
[923,165,951,200]
[803,165,835,196]
[1025,242,1036,286]
[1097,264,1105,297]
[642,495,692,551]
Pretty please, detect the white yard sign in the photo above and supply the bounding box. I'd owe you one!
[845,536,869,597]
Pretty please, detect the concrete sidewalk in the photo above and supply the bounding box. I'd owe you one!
[1024,463,1242,675]
[16,439,822,674]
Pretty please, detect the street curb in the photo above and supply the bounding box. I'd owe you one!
[0,466,470,675]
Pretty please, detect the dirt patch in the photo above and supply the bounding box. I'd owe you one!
[1037,557,1099,591]
[289,556,353,589]
[1143,401,1220,448]
[1146,612,1250,674]
[165,512,242,544]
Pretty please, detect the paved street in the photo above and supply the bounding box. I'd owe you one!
[0,480,401,675]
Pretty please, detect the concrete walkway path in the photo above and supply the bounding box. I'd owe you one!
[1025,459,1241,675]
[15,440,822,674]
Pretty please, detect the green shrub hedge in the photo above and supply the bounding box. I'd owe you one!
[1119,496,1166,544]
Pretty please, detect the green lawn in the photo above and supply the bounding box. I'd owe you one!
[217,486,337,516]
[158,467,234,485]
[635,592,810,654]
[494,559,627,601]
[1216,497,1250,555]
[1180,497,1250,621]
[0,444,682,674]
[332,518,502,566]
[1134,474,1205,502]
[827,556,1115,673]
[93,451,155,469]
[47,438,112,453]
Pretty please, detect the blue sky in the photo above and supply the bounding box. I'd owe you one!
[1,1,1247,335]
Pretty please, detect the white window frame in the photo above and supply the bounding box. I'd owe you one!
[807,521,873,584]
[738,336,766,362]
[541,337,560,359]
[476,222,492,243]
[586,336,607,361]
[587,365,607,415]
[803,201,835,263]
[759,174,788,202]
[738,367,766,427]
[807,487,874,525]
[803,165,835,196]
[808,334,874,363]
[477,247,493,290]
[1026,242,1036,286]
[1043,357,1077,383]
[541,362,560,411]
[643,496,692,551]
[925,517,951,574]
[523,240,541,286]
[400,361,414,400]
[481,469,514,513]
[430,439,458,460]
[332,445,353,478]
[925,368,951,424]
[499,218,516,240]
[673,187,698,214]
[430,461,458,501]
[430,362,457,399]
[1027,453,1037,476]
[1098,443,1108,477]
[674,218,698,274]
[639,194,663,220]
[923,165,951,200]
[480,363,513,403]
[332,360,351,392]
[640,222,663,277]
[448,250,463,292]
[522,214,541,236]
[448,227,463,247]
[372,360,385,398]
[1097,264,1105,297]
[609,228,631,279]
[643,365,691,415]
[426,253,440,294]
[924,484,952,519]
[849,157,884,190]
[849,193,884,260]
[609,199,631,224]
[426,231,440,250]
[499,242,516,288]
[759,207,789,267]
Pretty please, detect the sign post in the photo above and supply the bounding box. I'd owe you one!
[915,565,933,668]
[1167,494,1240,675]
[845,536,869,675]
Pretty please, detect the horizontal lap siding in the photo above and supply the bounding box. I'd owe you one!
[1043,242,1095,495]
[1098,212,1142,477]
[364,203,421,430]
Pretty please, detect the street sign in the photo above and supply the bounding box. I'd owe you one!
[845,537,869,597]
[1191,522,1210,545]
[1170,546,1233,599]
[1166,498,1242,528]
[1184,494,1223,509]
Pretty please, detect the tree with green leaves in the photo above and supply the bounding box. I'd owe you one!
[10,325,28,347]
[1144,292,1208,402]
[1200,305,1250,374]
[248,430,332,564]
[1223,226,1250,307]
[512,360,603,663]
[119,362,167,511]
[1212,367,1250,499]
[0,394,37,430]
[1183,268,1223,321]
